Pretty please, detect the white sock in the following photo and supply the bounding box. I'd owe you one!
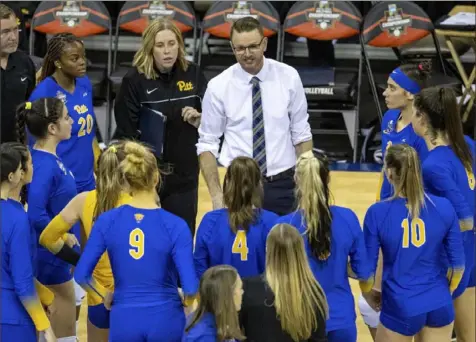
[76,320,79,336]
[57,337,77,342]
[38,331,46,342]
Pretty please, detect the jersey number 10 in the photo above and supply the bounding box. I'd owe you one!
[232,230,249,261]
[401,218,426,248]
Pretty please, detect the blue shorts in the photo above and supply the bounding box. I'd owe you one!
[37,260,72,285]
[88,303,110,329]
[452,232,475,298]
[381,303,454,336]
[109,305,185,342]
[327,324,357,342]
[0,323,36,342]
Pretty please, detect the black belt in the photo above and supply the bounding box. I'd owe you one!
[263,168,295,183]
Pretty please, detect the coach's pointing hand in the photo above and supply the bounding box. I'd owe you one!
[182,106,201,128]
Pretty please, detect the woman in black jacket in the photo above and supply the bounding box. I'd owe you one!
[240,223,329,342]
[113,18,208,234]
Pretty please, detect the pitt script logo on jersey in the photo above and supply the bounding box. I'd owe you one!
[177,81,193,92]
[74,104,88,115]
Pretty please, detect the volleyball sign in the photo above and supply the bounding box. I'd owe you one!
[380,4,411,37]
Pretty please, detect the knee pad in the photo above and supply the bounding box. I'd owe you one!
[358,294,380,329]
[73,280,85,306]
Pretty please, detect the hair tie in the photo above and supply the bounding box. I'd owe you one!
[109,145,117,154]
[25,102,32,110]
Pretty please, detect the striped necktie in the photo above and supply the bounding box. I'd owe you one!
[251,76,267,175]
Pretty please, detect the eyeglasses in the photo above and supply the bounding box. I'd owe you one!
[231,37,264,54]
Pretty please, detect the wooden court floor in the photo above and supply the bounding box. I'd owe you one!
[78,169,380,341]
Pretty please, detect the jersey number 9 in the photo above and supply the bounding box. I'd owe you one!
[129,228,145,260]
[232,230,249,261]
[401,218,426,248]
[78,114,94,137]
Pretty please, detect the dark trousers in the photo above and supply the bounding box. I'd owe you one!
[262,174,296,216]
[159,184,198,237]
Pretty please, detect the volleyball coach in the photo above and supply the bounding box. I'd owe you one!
[113,18,208,234]
[197,17,313,216]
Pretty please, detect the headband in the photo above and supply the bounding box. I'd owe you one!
[390,67,421,95]
[25,102,32,110]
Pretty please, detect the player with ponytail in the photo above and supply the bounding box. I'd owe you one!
[75,141,198,341]
[39,142,133,342]
[412,86,475,342]
[1,143,56,342]
[16,97,79,341]
[277,150,371,342]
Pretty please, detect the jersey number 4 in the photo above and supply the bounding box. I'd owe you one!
[232,230,249,261]
[129,228,145,260]
[78,114,94,137]
[401,218,426,248]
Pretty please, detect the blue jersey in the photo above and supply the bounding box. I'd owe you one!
[422,137,475,272]
[27,149,79,267]
[74,205,199,308]
[1,199,38,326]
[379,109,428,200]
[277,206,370,332]
[182,312,226,342]
[29,76,96,192]
[194,209,278,279]
[363,195,465,317]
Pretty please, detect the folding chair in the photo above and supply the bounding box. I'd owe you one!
[197,1,281,81]
[280,1,363,163]
[28,1,112,101]
[361,1,462,121]
[106,1,198,141]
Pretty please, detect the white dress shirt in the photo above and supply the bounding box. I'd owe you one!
[196,57,312,177]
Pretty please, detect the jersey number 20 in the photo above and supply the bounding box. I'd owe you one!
[78,114,94,137]
[401,218,426,248]
[129,228,145,260]
[232,230,249,261]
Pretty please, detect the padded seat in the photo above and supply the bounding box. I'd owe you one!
[203,65,228,82]
[400,34,471,58]
[86,62,107,99]
[109,66,132,95]
[297,67,359,104]
[29,55,43,72]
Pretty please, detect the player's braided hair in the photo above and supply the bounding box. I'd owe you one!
[39,33,84,82]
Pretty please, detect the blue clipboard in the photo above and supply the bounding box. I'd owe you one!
[138,106,167,158]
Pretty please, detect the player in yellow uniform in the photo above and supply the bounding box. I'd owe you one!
[39,142,133,342]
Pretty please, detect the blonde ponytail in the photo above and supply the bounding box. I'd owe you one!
[385,144,425,218]
[295,152,332,260]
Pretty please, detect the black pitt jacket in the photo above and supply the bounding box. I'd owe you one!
[113,62,208,192]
